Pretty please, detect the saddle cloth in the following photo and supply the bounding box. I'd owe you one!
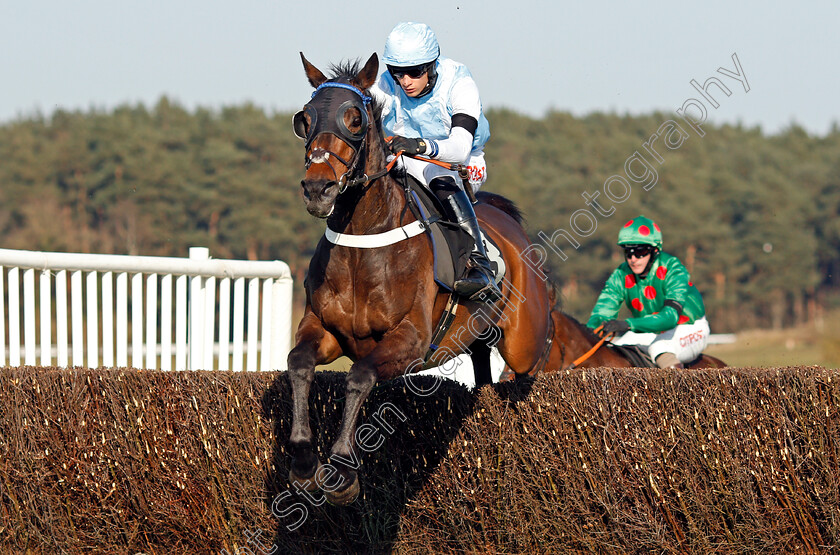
[407,179,506,292]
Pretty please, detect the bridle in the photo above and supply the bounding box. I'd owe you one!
[293,81,377,193]
[293,80,471,196]
[293,79,433,245]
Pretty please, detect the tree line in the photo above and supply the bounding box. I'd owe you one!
[1,98,837,332]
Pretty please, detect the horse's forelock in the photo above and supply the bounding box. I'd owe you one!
[328,59,363,81]
[325,59,383,125]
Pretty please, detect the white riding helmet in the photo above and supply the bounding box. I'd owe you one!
[382,22,440,67]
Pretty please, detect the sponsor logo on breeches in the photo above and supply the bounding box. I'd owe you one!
[467,165,485,182]
[680,330,704,348]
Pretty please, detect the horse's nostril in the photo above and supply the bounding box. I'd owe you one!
[301,180,339,205]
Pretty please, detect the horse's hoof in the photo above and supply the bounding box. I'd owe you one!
[498,369,515,382]
[289,463,321,493]
[324,474,360,506]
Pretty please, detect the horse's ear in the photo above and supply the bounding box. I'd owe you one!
[300,52,328,88]
[355,53,379,90]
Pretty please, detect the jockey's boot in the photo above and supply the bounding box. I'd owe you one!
[655,352,684,369]
[431,178,501,302]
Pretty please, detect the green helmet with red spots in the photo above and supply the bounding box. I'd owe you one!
[617,216,663,248]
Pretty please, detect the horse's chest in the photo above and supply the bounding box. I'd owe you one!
[320,295,384,335]
[312,269,411,340]
[308,243,429,354]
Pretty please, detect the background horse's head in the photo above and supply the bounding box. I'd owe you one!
[293,53,379,218]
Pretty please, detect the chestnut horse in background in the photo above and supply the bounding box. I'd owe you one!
[286,53,565,505]
[498,308,726,381]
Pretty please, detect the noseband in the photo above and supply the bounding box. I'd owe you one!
[293,82,372,191]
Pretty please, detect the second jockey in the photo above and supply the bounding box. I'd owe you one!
[586,216,711,368]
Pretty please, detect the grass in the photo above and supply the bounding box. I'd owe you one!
[705,309,840,368]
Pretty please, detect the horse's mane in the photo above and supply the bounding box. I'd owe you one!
[475,191,524,225]
[328,59,362,79]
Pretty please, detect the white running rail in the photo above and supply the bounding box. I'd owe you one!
[0,247,293,371]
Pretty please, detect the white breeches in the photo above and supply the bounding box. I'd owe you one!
[398,152,487,193]
[612,316,710,363]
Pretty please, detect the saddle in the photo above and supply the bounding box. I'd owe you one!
[404,178,506,291]
[606,343,706,369]
[606,344,656,368]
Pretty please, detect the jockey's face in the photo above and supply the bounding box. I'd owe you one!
[396,71,429,97]
[626,251,652,275]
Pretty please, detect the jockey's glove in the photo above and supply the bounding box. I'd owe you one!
[602,319,630,335]
[388,136,427,156]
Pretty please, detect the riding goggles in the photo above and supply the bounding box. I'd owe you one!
[387,63,429,80]
[623,245,656,259]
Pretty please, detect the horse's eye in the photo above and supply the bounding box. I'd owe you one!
[344,108,362,131]
[293,109,311,140]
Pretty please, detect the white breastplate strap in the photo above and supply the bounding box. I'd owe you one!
[325,220,426,248]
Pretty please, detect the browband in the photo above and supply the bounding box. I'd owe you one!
[312,82,372,105]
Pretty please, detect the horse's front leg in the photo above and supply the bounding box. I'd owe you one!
[322,320,424,505]
[287,311,342,491]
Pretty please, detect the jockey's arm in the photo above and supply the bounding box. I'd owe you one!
[586,270,625,329]
[424,76,482,163]
[625,304,681,333]
[425,118,475,163]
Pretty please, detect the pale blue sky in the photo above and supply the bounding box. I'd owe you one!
[1,0,837,135]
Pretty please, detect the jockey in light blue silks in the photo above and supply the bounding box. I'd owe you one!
[370,21,500,301]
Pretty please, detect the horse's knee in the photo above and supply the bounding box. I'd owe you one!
[345,362,377,395]
[288,345,316,376]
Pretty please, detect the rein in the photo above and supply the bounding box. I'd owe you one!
[395,151,477,203]
[568,325,614,369]
[343,146,467,189]
[339,152,401,190]
[532,311,556,376]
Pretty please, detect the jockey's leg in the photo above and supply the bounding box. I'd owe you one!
[649,317,710,368]
[655,352,683,369]
[429,176,501,301]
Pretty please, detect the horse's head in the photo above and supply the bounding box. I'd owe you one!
[293,53,379,218]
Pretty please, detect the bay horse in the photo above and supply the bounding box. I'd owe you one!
[286,53,565,505]
[497,309,727,379]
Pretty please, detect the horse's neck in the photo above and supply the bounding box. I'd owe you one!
[352,178,404,232]
[563,312,601,347]
[335,137,408,234]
